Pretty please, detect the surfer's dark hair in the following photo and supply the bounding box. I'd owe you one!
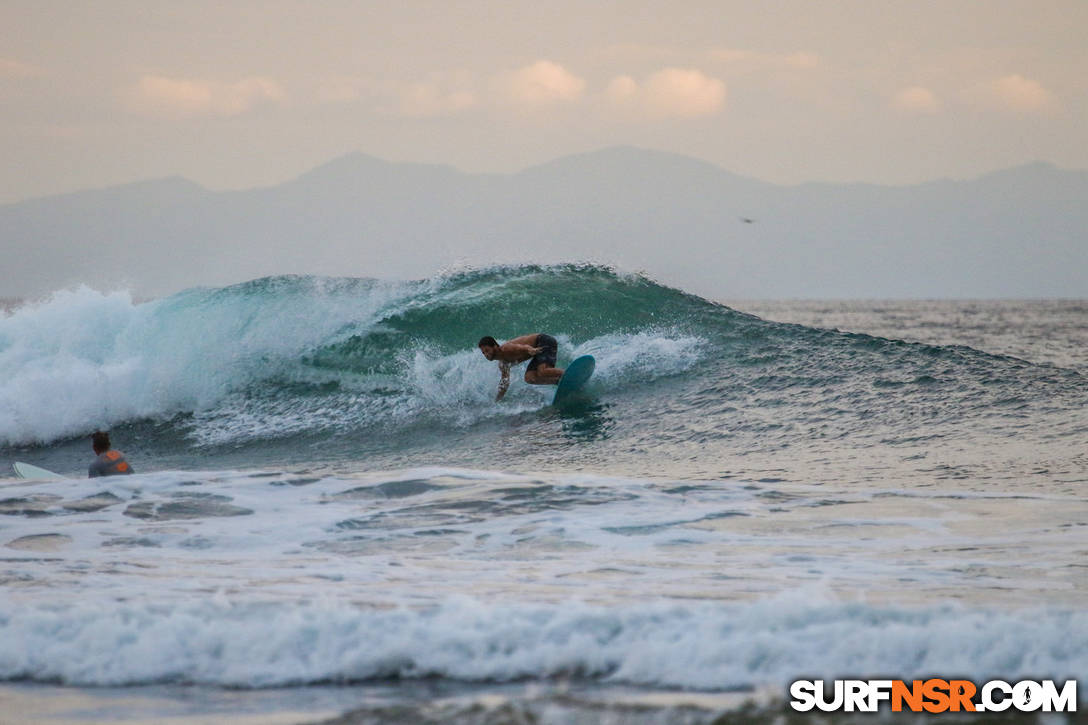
[92,431,110,452]
[478,336,498,348]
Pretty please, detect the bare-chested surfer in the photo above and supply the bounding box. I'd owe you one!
[477,333,564,402]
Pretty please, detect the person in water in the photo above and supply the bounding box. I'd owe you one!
[88,431,134,478]
[478,333,565,402]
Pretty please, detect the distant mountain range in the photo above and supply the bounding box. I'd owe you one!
[3,146,1086,299]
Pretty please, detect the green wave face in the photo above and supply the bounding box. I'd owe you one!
[304,264,747,375]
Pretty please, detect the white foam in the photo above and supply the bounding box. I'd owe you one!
[575,330,708,388]
[0,593,1083,688]
[0,466,1084,689]
[0,281,408,446]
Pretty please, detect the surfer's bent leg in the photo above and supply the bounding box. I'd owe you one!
[525,334,563,384]
[525,365,564,385]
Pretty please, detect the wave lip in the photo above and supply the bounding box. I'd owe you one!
[1,594,1084,689]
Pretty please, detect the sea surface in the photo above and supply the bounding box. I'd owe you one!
[0,266,1085,724]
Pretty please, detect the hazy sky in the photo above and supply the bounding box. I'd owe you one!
[2,0,1086,203]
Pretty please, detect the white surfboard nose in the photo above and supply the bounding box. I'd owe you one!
[12,462,66,480]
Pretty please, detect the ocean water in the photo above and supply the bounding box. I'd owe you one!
[0,265,1085,723]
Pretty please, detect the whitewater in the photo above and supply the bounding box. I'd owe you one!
[1,265,1085,723]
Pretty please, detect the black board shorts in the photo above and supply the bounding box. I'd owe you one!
[527,334,558,371]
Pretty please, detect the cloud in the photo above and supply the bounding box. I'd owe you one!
[132,76,212,116]
[644,68,726,117]
[128,75,285,117]
[607,68,726,119]
[504,60,586,105]
[986,74,1056,113]
[0,57,45,79]
[891,86,941,113]
[216,77,285,115]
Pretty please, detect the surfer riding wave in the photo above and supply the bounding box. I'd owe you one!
[478,333,564,402]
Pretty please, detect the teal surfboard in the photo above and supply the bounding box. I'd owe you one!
[12,462,65,480]
[552,355,595,405]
